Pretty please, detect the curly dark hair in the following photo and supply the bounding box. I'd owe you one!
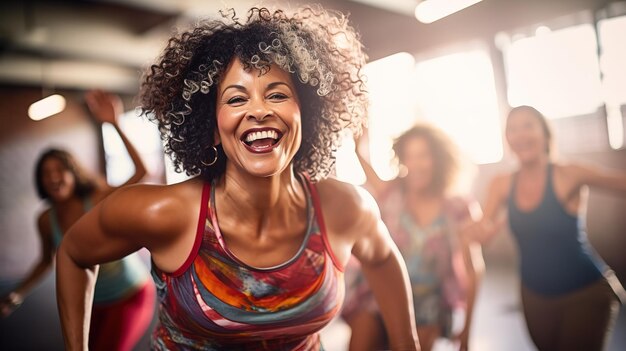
[139,5,368,181]
[393,124,461,195]
[34,148,97,200]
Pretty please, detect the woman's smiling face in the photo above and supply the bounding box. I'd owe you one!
[41,156,76,202]
[505,108,549,164]
[400,136,435,193]
[214,58,302,178]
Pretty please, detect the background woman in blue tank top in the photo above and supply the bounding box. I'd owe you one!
[465,105,626,351]
[0,91,155,351]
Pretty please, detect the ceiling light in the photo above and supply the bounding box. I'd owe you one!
[535,25,551,36]
[28,94,66,121]
[415,0,483,24]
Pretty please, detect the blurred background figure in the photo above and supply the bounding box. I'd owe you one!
[0,91,155,351]
[466,105,626,351]
[342,124,484,351]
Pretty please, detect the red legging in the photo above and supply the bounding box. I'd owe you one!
[89,280,156,351]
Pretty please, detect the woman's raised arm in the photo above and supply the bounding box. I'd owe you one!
[85,90,147,190]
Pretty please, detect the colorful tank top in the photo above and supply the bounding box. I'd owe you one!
[150,174,345,351]
[379,185,470,311]
[50,198,149,304]
[342,182,470,331]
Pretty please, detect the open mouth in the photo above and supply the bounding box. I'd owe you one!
[240,128,283,153]
[47,182,63,193]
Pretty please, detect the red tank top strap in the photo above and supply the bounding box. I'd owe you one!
[301,173,345,272]
[170,181,211,277]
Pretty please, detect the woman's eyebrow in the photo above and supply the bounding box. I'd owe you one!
[220,81,292,98]
[220,84,247,97]
[267,81,293,92]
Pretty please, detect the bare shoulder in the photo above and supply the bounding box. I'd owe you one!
[99,177,205,241]
[314,177,379,234]
[313,177,383,265]
[37,208,50,226]
[36,208,52,237]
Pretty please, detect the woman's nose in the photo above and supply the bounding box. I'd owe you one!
[246,98,273,121]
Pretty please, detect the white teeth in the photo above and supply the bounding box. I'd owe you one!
[245,130,279,142]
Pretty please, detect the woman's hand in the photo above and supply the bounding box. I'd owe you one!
[460,216,506,244]
[84,89,147,188]
[85,90,123,125]
[0,292,23,317]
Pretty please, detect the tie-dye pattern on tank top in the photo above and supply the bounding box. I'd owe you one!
[150,174,345,350]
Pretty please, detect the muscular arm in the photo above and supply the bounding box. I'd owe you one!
[355,231,419,351]
[85,90,147,190]
[354,131,390,199]
[457,200,485,348]
[464,175,508,244]
[571,163,626,194]
[110,122,147,187]
[458,239,484,350]
[449,199,485,350]
[0,214,55,317]
[56,183,191,350]
[355,148,389,200]
[319,181,419,350]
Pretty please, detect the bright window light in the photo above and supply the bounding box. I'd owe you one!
[415,0,483,24]
[415,50,503,164]
[504,24,603,119]
[598,15,626,149]
[334,52,417,184]
[101,110,163,186]
[28,94,66,121]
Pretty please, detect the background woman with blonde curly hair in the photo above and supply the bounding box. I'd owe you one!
[55,6,419,350]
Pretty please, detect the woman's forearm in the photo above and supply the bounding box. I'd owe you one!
[12,258,53,297]
[56,243,99,351]
[1,258,52,316]
[462,243,484,333]
[113,123,147,185]
[361,248,420,351]
[355,144,388,199]
[462,273,479,334]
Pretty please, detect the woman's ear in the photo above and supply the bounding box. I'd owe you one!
[213,127,221,146]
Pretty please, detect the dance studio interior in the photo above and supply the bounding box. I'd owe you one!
[1,0,625,350]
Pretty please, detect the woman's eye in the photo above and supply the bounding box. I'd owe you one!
[227,96,247,104]
[268,93,288,100]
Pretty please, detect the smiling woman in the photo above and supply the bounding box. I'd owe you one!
[466,105,626,351]
[214,59,303,178]
[55,6,420,351]
[139,6,368,183]
[1,91,155,351]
